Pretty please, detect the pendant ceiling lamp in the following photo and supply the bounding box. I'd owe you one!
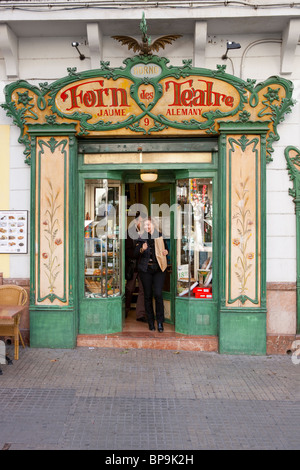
[138,147,158,182]
[140,170,158,182]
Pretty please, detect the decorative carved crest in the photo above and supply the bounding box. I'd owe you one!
[112,12,181,55]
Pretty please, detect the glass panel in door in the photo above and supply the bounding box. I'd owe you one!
[84,179,121,298]
[176,178,213,299]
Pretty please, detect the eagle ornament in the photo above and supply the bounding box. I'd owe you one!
[112,13,182,56]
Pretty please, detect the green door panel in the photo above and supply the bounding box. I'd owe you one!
[79,297,124,334]
[175,299,218,335]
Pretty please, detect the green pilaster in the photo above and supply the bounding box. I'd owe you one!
[218,122,268,355]
[28,124,78,348]
[285,146,300,334]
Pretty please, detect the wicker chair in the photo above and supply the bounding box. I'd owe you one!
[0,285,27,359]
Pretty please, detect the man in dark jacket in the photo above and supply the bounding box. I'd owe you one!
[125,212,147,322]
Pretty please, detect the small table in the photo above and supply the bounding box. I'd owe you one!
[0,305,25,362]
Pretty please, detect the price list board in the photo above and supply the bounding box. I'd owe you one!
[0,210,28,254]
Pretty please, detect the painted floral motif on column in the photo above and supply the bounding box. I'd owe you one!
[227,134,260,307]
[232,175,255,301]
[42,179,62,295]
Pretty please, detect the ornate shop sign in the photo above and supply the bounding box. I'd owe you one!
[1,56,294,164]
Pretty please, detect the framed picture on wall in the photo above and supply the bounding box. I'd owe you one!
[0,210,28,254]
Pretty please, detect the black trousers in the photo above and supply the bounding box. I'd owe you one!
[139,264,166,324]
[125,272,146,319]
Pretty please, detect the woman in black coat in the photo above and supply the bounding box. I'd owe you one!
[134,217,168,332]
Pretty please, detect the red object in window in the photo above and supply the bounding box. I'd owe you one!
[193,287,212,298]
[193,287,211,294]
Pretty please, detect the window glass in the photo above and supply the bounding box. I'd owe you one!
[177,178,213,299]
[84,179,121,298]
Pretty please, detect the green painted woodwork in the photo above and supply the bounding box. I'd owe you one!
[78,171,124,334]
[218,124,267,355]
[175,299,218,335]
[79,297,124,334]
[285,146,300,334]
[78,137,218,173]
[219,311,266,355]
[28,124,78,349]
[78,138,218,155]
[30,308,77,349]
[174,169,219,336]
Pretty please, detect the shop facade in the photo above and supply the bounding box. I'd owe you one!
[0,1,299,354]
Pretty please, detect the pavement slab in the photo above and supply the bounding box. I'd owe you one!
[0,346,299,450]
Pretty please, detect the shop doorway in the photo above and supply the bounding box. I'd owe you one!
[79,161,217,337]
[79,174,176,335]
[124,181,175,332]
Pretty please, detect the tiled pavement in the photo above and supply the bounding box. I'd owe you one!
[0,346,299,450]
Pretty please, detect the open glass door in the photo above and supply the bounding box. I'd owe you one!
[175,176,218,335]
[79,176,124,334]
[149,185,174,324]
[176,178,213,298]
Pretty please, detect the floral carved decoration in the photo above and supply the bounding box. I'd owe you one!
[232,176,255,303]
[42,178,62,298]
[284,146,300,201]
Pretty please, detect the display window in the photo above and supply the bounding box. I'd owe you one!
[84,179,121,298]
[176,178,213,299]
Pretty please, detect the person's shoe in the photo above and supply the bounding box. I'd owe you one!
[148,323,155,331]
[136,316,147,323]
[157,322,164,332]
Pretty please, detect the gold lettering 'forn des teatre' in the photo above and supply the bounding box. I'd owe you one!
[56,76,238,120]
[58,79,131,112]
[165,79,235,108]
